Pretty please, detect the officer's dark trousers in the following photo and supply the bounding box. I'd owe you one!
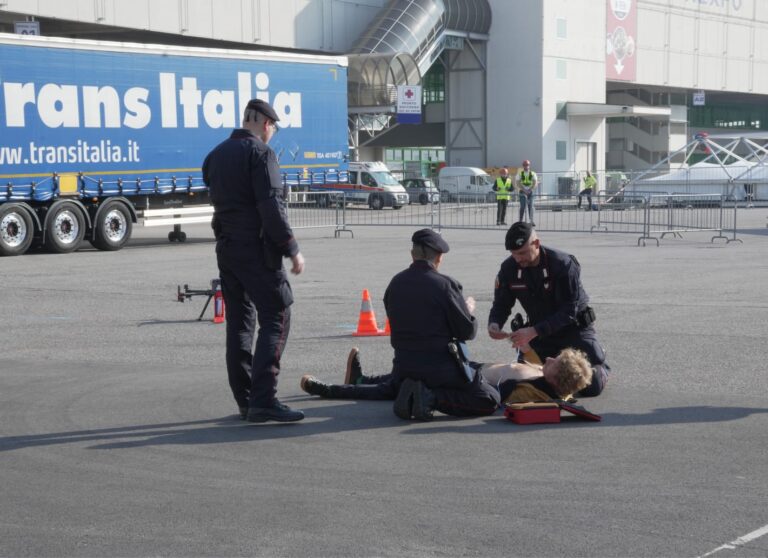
[395,355,500,417]
[216,240,293,408]
[496,199,508,224]
[526,325,610,397]
[430,370,500,417]
[328,374,399,400]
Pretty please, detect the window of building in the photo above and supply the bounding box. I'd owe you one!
[556,18,567,39]
[384,148,446,177]
[688,102,768,131]
[422,65,445,104]
[556,59,567,80]
[556,140,567,160]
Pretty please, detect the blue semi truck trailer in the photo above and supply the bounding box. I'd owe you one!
[0,33,349,256]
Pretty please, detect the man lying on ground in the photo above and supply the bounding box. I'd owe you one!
[300,346,593,414]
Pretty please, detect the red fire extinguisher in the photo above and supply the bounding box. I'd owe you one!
[213,280,225,324]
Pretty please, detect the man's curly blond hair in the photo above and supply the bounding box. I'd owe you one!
[554,348,593,397]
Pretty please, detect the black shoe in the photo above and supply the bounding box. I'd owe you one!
[300,375,331,397]
[393,379,415,419]
[246,400,304,423]
[411,381,436,420]
[344,347,363,384]
[393,379,436,421]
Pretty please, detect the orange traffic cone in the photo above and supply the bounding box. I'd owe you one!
[213,284,225,324]
[352,289,382,336]
[377,317,391,336]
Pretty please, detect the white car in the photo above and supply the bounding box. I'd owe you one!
[400,178,440,205]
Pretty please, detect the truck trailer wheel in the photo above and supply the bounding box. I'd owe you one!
[92,200,133,251]
[0,205,34,256]
[369,195,384,210]
[168,230,187,242]
[44,201,85,253]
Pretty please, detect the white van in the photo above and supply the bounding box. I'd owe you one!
[438,166,495,203]
[345,161,409,209]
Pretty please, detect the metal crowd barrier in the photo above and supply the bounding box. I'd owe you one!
[141,190,741,247]
[286,190,352,238]
[325,192,741,246]
[637,194,739,246]
[141,191,353,239]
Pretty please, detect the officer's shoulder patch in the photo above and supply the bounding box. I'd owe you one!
[494,275,500,290]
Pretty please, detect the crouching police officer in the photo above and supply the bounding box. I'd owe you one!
[488,222,609,396]
[202,99,305,423]
[387,229,500,420]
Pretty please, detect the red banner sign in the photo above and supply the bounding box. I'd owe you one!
[606,0,637,81]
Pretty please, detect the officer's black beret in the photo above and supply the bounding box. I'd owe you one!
[412,228,450,253]
[245,99,280,122]
[505,222,533,250]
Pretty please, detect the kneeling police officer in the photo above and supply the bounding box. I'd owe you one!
[488,222,610,396]
[386,229,500,420]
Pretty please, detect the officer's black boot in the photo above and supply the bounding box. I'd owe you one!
[393,378,436,421]
[410,381,436,421]
[393,378,415,419]
[246,400,304,423]
[300,375,332,397]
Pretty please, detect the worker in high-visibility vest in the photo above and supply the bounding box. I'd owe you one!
[514,159,538,225]
[578,171,597,210]
[493,167,513,225]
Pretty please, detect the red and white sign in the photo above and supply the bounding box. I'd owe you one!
[606,0,637,81]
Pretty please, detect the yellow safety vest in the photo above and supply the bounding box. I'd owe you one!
[583,175,597,190]
[519,170,535,188]
[495,177,512,200]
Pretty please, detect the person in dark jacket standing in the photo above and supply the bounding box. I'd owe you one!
[385,229,500,420]
[487,222,609,397]
[202,99,305,423]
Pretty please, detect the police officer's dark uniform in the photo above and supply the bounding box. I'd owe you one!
[489,223,609,397]
[386,229,500,420]
[202,99,303,423]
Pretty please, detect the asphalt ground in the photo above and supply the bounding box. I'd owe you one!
[1,209,767,558]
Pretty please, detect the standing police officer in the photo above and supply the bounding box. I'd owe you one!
[487,222,609,397]
[386,229,500,420]
[202,99,305,423]
[494,167,513,226]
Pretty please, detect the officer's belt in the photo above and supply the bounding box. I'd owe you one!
[214,211,262,236]
[522,306,596,329]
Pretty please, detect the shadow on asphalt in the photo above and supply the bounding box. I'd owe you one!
[406,405,768,435]
[1,403,766,452]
